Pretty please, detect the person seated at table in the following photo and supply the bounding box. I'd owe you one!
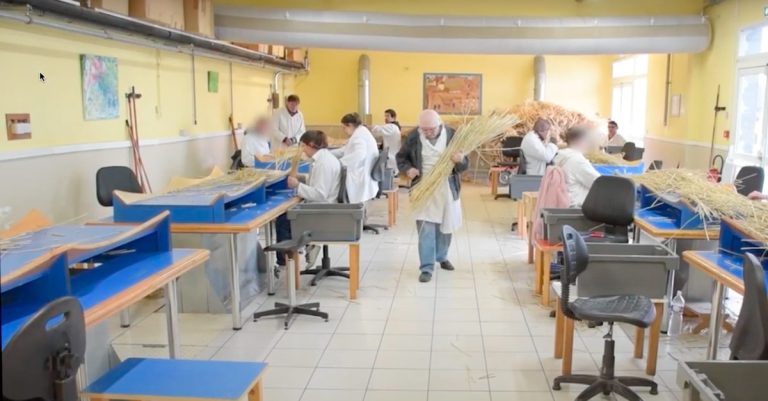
[521,118,559,175]
[240,116,274,167]
[748,191,768,201]
[605,120,627,147]
[371,108,402,174]
[274,130,341,269]
[554,126,601,208]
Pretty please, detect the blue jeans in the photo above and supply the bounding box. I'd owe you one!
[416,220,452,273]
[275,213,291,266]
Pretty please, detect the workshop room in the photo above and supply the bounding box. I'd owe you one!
[1,0,767,401]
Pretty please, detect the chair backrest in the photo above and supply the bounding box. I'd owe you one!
[96,166,142,207]
[371,146,389,182]
[648,160,663,171]
[623,147,645,162]
[2,297,86,401]
[337,166,350,204]
[729,253,768,360]
[501,136,523,159]
[735,166,765,196]
[621,142,636,154]
[581,176,635,227]
[230,149,244,170]
[518,149,528,175]
[560,225,590,320]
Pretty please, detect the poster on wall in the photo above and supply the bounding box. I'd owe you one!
[423,73,482,115]
[80,54,119,120]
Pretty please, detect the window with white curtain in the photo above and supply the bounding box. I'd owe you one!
[610,55,648,146]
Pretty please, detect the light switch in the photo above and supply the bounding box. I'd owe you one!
[5,113,31,140]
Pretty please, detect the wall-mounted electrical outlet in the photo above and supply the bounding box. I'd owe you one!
[5,113,31,140]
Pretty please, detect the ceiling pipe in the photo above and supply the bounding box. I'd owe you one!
[358,54,371,123]
[533,55,546,101]
[3,0,305,71]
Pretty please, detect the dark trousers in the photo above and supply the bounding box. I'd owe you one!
[275,213,291,266]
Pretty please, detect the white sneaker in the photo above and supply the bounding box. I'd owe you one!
[305,245,321,267]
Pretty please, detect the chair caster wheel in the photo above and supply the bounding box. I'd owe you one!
[650,387,659,395]
[324,318,329,322]
[552,383,561,391]
[603,390,610,396]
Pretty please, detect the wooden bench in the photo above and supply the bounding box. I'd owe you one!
[82,358,266,401]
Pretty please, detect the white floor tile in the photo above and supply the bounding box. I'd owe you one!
[307,368,372,390]
[263,388,304,401]
[429,370,491,391]
[432,335,485,352]
[327,334,383,350]
[490,392,554,401]
[379,334,433,351]
[428,391,491,401]
[485,352,542,370]
[299,389,366,401]
[430,351,487,370]
[375,350,431,369]
[319,349,378,368]
[276,333,333,349]
[266,348,324,367]
[368,369,430,391]
[364,390,428,401]
[262,367,315,389]
[487,370,550,392]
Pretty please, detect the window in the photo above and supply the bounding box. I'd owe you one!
[610,55,648,145]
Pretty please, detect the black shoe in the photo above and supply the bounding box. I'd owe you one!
[439,261,455,271]
[418,272,432,283]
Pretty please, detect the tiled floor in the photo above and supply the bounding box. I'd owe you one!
[110,184,733,401]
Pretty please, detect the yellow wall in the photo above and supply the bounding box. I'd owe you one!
[293,48,613,126]
[0,19,284,152]
[214,0,703,17]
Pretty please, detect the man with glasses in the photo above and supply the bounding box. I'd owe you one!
[396,109,469,283]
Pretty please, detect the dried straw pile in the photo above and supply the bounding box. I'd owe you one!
[586,152,633,166]
[410,112,519,210]
[632,169,768,243]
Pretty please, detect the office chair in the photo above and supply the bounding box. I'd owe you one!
[364,146,390,234]
[96,166,143,207]
[2,297,86,401]
[495,136,524,200]
[230,149,244,170]
[734,166,765,196]
[729,253,768,360]
[301,167,352,285]
[552,225,658,400]
[648,160,663,171]
[622,143,645,162]
[580,176,635,243]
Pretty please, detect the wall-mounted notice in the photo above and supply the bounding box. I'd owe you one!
[81,54,119,120]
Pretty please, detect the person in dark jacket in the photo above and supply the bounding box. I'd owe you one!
[397,109,469,283]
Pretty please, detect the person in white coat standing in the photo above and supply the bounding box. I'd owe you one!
[521,118,559,175]
[371,108,402,173]
[332,113,379,203]
[554,127,601,208]
[273,94,306,147]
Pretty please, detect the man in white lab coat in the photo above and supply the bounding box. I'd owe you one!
[521,118,559,175]
[396,110,469,283]
[554,127,601,208]
[273,94,306,147]
[371,108,402,174]
[332,113,379,203]
[605,120,627,147]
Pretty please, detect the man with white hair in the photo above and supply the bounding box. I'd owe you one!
[396,109,469,283]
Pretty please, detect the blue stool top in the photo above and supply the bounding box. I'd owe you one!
[82,358,267,400]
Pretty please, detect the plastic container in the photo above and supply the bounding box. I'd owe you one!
[287,203,365,242]
[577,242,679,299]
[677,361,768,401]
[542,208,600,242]
[507,175,542,199]
[668,290,685,336]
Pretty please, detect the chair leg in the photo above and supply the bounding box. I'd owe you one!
[610,382,645,401]
[616,376,659,394]
[552,374,598,390]
[574,380,607,401]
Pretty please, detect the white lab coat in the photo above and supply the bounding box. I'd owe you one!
[521,131,559,176]
[413,128,462,233]
[298,148,341,203]
[606,133,627,147]
[332,126,379,203]
[272,107,306,146]
[554,148,601,208]
[240,131,271,167]
[371,123,401,172]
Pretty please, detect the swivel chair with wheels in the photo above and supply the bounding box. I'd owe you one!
[729,253,768,360]
[254,231,329,329]
[580,176,635,243]
[734,165,765,196]
[2,297,85,401]
[494,135,523,200]
[621,142,645,162]
[364,146,390,234]
[552,225,658,400]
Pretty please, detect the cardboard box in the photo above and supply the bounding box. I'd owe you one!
[286,48,304,62]
[183,0,215,38]
[269,45,285,58]
[129,0,185,30]
[86,0,129,14]
[232,42,270,54]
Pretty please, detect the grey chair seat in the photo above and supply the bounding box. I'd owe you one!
[571,295,655,328]
[583,234,628,244]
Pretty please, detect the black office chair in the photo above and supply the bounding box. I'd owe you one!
[96,166,143,207]
[729,253,768,360]
[495,136,524,200]
[580,176,635,243]
[230,149,244,170]
[301,167,352,286]
[552,226,658,400]
[364,146,390,234]
[735,166,765,196]
[648,160,663,171]
[2,297,86,401]
[622,142,645,162]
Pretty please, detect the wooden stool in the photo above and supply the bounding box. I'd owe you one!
[384,190,399,227]
[552,283,664,376]
[489,167,502,197]
[533,239,562,306]
[82,358,266,401]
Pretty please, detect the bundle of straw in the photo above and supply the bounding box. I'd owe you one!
[410,112,519,210]
[586,152,633,166]
[632,169,768,243]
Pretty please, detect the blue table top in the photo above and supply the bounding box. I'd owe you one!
[83,358,266,400]
[635,209,719,235]
[221,192,294,225]
[1,249,200,349]
[691,250,768,291]
[134,181,258,206]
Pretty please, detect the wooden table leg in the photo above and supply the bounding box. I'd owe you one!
[248,379,263,401]
[646,302,663,376]
[554,297,564,359]
[541,250,552,306]
[393,193,398,225]
[490,169,499,196]
[387,194,396,227]
[349,243,360,300]
[527,227,534,264]
[533,247,543,295]
[634,326,645,359]
[517,202,525,236]
[562,316,574,375]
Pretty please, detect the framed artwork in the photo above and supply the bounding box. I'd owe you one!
[423,73,482,115]
[80,54,119,120]
[208,71,219,93]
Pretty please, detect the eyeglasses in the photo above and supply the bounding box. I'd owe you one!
[418,125,441,135]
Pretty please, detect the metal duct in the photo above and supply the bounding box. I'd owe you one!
[534,55,546,101]
[4,0,304,71]
[358,54,371,121]
[215,7,711,55]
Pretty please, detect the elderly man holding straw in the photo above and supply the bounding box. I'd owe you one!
[397,109,469,283]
